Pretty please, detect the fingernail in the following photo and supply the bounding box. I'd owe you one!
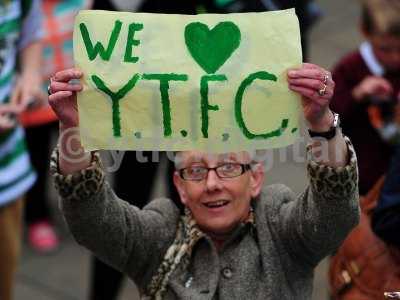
[288,71,296,76]
[70,79,80,85]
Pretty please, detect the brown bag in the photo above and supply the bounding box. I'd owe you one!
[329,177,400,299]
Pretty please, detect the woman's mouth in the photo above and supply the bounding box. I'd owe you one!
[203,200,230,208]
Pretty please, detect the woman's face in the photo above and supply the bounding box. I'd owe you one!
[173,151,264,235]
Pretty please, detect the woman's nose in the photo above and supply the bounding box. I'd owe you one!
[205,169,223,191]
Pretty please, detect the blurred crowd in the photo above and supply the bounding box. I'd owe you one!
[0,0,399,300]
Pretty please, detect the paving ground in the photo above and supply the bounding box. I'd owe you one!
[15,1,362,299]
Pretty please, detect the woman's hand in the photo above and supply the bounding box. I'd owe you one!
[288,63,350,168]
[287,63,335,132]
[49,69,91,175]
[48,68,83,128]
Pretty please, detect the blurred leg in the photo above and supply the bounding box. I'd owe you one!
[0,197,24,300]
[24,123,59,253]
[25,123,55,223]
[89,256,124,300]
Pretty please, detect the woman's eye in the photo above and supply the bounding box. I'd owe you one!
[189,167,205,174]
[220,163,235,172]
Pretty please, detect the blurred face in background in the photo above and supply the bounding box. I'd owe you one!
[367,33,400,71]
[173,151,264,236]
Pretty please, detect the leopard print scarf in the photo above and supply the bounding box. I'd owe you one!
[141,209,204,300]
[142,208,255,300]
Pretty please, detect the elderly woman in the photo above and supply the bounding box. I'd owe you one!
[48,63,359,299]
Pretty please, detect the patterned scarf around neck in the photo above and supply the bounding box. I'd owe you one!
[142,207,255,300]
[142,209,204,300]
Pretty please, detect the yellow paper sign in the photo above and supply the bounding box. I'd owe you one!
[73,9,302,152]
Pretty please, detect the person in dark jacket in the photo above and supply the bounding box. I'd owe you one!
[372,142,400,247]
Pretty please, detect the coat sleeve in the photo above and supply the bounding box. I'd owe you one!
[50,147,180,288]
[267,136,360,268]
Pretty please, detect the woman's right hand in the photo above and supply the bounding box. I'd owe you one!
[49,68,92,175]
[48,68,83,128]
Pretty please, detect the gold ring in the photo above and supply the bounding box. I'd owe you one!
[318,84,327,96]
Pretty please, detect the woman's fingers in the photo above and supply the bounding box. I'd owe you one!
[288,78,326,91]
[50,81,83,94]
[302,62,321,70]
[47,69,81,128]
[48,91,73,103]
[288,68,332,82]
[288,63,334,100]
[288,63,335,126]
[289,84,333,102]
[52,68,83,83]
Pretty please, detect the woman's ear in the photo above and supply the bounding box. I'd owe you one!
[173,171,188,205]
[250,163,265,198]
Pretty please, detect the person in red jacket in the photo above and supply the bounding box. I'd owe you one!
[330,0,400,196]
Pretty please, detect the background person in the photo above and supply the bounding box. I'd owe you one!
[0,0,43,299]
[21,0,92,254]
[330,0,400,196]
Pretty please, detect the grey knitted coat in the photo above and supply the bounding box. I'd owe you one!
[52,140,359,300]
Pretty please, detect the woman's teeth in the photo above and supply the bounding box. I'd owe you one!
[204,200,229,208]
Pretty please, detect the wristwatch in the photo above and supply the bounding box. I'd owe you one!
[308,112,340,140]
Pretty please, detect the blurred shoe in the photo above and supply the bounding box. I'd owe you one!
[28,220,59,253]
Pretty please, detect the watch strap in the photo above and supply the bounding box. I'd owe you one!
[308,112,340,140]
[308,127,337,140]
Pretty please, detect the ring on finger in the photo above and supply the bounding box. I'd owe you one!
[323,73,329,85]
[47,84,52,96]
[318,84,327,96]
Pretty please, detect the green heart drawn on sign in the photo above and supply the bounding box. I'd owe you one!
[184,21,241,74]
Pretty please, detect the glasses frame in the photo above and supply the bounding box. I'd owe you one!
[179,163,252,181]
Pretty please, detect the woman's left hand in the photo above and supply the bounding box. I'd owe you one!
[287,63,335,131]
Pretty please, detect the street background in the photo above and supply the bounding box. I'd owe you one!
[15,1,363,299]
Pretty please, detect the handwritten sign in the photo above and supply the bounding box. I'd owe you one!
[73,9,302,152]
